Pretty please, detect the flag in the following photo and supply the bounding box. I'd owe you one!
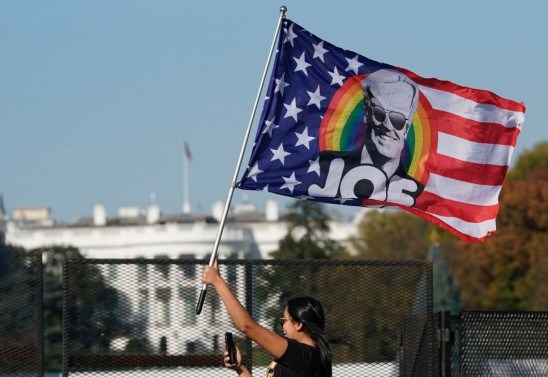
[184,142,192,162]
[238,19,526,242]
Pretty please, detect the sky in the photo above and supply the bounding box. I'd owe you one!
[1,0,546,223]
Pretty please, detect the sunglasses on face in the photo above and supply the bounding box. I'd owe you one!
[279,318,293,327]
[367,102,409,131]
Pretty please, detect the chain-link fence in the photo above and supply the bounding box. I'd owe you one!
[2,251,548,376]
[62,259,433,377]
[0,248,43,376]
[456,311,548,377]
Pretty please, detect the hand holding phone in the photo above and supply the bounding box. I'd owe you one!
[225,332,237,366]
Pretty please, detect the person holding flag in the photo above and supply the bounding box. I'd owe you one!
[202,260,333,377]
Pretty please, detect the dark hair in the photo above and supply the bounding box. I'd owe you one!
[287,296,332,377]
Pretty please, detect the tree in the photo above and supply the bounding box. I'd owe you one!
[507,141,548,180]
[445,141,548,310]
[258,200,348,303]
[0,244,42,372]
[270,200,348,260]
[346,210,461,361]
[349,209,433,260]
[429,243,462,314]
[255,201,349,345]
[38,246,134,370]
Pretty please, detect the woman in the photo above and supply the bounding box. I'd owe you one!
[202,261,332,377]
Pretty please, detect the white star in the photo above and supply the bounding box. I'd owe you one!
[307,156,321,176]
[307,85,326,109]
[328,66,345,86]
[280,172,301,193]
[295,127,315,150]
[263,118,279,137]
[247,162,263,182]
[274,73,290,95]
[283,98,302,122]
[345,55,363,75]
[284,23,297,47]
[293,52,311,76]
[313,41,328,62]
[261,185,269,192]
[270,144,291,165]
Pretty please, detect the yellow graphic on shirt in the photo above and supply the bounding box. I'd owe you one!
[266,360,277,377]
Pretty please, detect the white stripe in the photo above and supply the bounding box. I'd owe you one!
[431,213,496,239]
[437,132,515,166]
[425,173,502,206]
[419,85,525,129]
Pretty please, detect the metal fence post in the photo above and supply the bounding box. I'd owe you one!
[245,263,254,373]
[62,259,69,377]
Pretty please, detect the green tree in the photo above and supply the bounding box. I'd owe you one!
[349,209,433,260]
[270,200,348,260]
[429,243,462,314]
[346,210,458,360]
[350,208,463,313]
[255,201,349,347]
[0,245,42,372]
[258,201,348,303]
[38,246,134,370]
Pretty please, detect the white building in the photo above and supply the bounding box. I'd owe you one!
[3,197,365,354]
[5,198,363,260]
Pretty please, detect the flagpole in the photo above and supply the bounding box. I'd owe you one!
[196,6,287,315]
[183,144,191,214]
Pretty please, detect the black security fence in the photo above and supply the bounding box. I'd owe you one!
[62,259,434,377]
[0,248,43,376]
[2,250,547,376]
[442,311,548,377]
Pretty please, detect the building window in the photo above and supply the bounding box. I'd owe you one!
[156,288,171,327]
[159,336,168,354]
[178,254,195,279]
[179,287,196,324]
[227,265,238,294]
[138,289,149,324]
[209,295,220,325]
[213,334,219,352]
[137,264,148,283]
[108,264,118,280]
[154,255,170,279]
[187,341,196,354]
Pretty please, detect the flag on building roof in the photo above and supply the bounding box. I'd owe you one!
[184,142,192,162]
[237,19,526,242]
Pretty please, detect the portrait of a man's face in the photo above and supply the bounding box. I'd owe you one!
[362,70,419,161]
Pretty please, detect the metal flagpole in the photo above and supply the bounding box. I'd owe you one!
[183,143,191,214]
[196,6,287,315]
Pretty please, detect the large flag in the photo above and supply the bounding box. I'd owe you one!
[238,19,526,242]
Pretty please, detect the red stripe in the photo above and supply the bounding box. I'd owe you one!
[432,109,521,146]
[428,154,509,186]
[398,68,526,112]
[361,197,495,242]
[404,206,494,242]
[414,191,500,223]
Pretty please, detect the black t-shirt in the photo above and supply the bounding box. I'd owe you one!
[265,338,321,377]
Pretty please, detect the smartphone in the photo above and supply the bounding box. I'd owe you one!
[225,332,237,366]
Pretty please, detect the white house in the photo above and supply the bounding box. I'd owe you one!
[3,197,365,354]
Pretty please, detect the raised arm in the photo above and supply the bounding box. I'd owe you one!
[201,261,288,358]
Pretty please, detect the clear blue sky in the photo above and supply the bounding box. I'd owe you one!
[1,1,546,222]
